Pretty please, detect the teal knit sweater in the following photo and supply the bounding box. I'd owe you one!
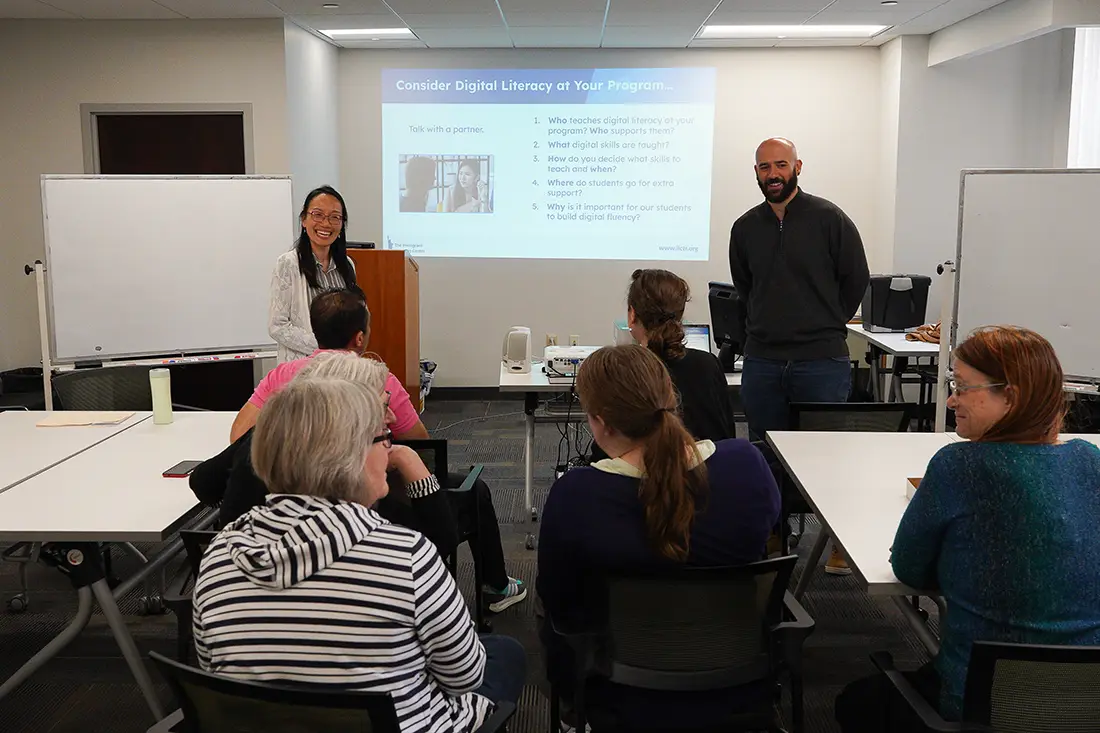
[891,439,1100,720]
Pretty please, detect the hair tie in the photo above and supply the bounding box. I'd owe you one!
[655,407,675,416]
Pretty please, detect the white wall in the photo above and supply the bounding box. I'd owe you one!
[339,48,882,387]
[878,38,904,275]
[889,30,1074,312]
[0,20,290,371]
[284,20,341,208]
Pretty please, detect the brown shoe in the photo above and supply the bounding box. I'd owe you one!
[824,545,852,576]
[766,531,783,557]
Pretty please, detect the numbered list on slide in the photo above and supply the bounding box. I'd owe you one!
[381,68,716,260]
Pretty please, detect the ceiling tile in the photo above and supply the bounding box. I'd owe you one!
[386,0,496,12]
[508,24,602,46]
[893,0,1006,34]
[604,10,712,27]
[709,0,829,14]
[703,10,818,25]
[0,0,78,17]
[600,25,699,47]
[809,7,932,25]
[270,0,390,12]
[499,0,606,10]
[42,0,184,18]
[608,0,718,10]
[412,25,513,47]
[157,0,285,18]
[503,10,605,26]
[397,12,504,28]
[295,11,404,29]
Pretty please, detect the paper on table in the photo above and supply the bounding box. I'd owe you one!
[906,477,922,500]
[36,411,135,427]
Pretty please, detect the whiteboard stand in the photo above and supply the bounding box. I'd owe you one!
[25,261,55,410]
[934,260,955,433]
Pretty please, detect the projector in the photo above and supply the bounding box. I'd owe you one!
[544,345,600,384]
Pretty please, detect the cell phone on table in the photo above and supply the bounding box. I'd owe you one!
[163,460,203,478]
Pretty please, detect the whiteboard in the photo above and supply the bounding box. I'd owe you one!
[43,176,294,362]
[954,169,1100,382]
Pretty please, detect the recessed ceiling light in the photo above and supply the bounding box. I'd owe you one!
[318,27,415,39]
[698,24,890,39]
[322,3,339,8]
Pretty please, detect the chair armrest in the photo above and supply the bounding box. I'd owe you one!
[161,563,194,606]
[773,591,815,673]
[869,652,988,732]
[474,701,516,733]
[446,465,485,494]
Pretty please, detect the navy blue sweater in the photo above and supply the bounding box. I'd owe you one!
[537,438,781,726]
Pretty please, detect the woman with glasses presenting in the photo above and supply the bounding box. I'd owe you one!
[269,185,358,363]
[835,326,1100,732]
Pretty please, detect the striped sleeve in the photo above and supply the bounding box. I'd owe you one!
[410,534,486,695]
[406,474,441,500]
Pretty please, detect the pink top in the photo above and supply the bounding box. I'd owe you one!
[248,350,419,435]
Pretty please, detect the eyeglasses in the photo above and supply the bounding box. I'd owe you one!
[308,209,344,226]
[947,375,1006,394]
[383,390,391,409]
[372,429,393,448]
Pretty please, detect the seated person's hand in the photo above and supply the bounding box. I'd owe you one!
[387,445,432,485]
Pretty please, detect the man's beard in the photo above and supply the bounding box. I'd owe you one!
[758,172,798,203]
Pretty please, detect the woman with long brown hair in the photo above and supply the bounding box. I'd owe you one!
[836,326,1100,731]
[537,344,780,730]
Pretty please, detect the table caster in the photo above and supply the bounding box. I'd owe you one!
[139,595,165,615]
[7,594,27,613]
[525,533,537,551]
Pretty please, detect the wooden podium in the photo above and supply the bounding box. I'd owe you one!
[348,249,420,407]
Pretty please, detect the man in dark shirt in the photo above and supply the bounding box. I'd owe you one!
[730,139,868,574]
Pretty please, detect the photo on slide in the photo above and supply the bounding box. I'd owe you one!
[399,154,494,214]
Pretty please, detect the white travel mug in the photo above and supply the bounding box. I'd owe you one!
[149,368,174,425]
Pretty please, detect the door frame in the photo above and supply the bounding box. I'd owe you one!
[80,102,256,174]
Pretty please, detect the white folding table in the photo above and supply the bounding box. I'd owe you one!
[767,430,1100,654]
[0,410,150,493]
[846,323,940,402]
[500,363,742,522]
[0,411,235,721]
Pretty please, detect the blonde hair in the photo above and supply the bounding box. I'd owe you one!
[294,351,389,393]
[251,378,385,501]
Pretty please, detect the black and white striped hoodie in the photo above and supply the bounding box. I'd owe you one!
[193,493,492,733]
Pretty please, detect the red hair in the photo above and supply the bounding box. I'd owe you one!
[953,326,1065,443]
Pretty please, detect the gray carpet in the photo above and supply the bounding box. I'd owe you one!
[0,399,934,732]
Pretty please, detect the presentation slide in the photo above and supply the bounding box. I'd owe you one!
[381,67,716,261]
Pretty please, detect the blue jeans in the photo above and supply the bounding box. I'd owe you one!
[475,634,527,706]
[741,356,852,442]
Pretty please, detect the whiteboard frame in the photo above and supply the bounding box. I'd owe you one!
[41,174,292,365]
[951,168,1100,387]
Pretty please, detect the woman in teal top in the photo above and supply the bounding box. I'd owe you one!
[836,326,1100,731]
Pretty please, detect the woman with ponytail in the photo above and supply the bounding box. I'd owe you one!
[626,268,734,442]
[537,344,780,730]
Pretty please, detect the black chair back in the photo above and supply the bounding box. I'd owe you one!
[180,530,217,578]
[789,402,915,433]
[149,651,397,733]
[963,641,1100,732]
[603,556,797,692]
[52,365,154,411]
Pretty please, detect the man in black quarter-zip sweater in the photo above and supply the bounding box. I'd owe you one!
[730,139,868,574]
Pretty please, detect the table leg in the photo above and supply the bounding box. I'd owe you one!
[793,528,830,601]
[524,392,537,522]
[870,346,884,402]
[0,585,94,701]
[892,596,940,656]
[91,578,166,719]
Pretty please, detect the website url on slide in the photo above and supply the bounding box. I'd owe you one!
[658,245,699,253]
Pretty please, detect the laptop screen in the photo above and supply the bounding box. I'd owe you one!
[683,324,712,354]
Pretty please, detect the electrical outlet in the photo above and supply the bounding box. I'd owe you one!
[546,333,558,347]
[569,334,580,346]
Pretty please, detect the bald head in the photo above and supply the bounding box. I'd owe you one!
[754,137,802,204]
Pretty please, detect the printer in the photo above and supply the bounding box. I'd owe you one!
[861,275,931,333]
